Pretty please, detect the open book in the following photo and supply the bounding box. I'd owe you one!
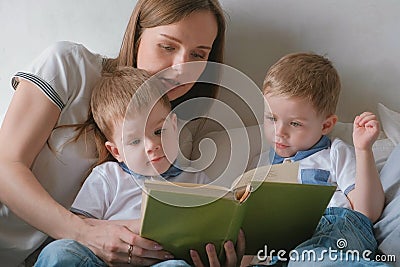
[139,162,336,264]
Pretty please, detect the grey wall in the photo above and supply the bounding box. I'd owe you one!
[1,0,399,124]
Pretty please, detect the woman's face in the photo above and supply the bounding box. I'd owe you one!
[136,10,218,101]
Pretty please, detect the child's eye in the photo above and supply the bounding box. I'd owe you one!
[154,129,165,135]
[265,116,276,122]
[130,139,141,145]
[290,121,302,127]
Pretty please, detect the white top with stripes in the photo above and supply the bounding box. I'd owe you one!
[1,41,102,266]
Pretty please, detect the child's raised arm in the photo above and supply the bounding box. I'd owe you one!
[347,112,385,222]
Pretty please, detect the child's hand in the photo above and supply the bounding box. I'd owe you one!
[353,112,380,150]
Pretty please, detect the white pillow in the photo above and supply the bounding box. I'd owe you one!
[378,103,400,146]
[328,122,354,145]
[373,138,395,172]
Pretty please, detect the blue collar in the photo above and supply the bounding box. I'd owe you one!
[118,161,183,180]
[271,135,331,164]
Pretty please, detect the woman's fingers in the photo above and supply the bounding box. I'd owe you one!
[83,223,173,266]
[222,241,237,267]
[191,230,245,267]
[190,244,220,267]
[206,243,221,267]
[236,229,246,265]
[190,249,205,267]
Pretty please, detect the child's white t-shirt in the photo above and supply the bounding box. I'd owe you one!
[71,161,211,220]
[252,138,356,209]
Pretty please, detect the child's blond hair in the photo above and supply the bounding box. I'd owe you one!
[263,52,341,116]
[90,67,170,166]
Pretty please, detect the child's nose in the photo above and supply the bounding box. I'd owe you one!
[275,122,287,137]
[145,137,161,153]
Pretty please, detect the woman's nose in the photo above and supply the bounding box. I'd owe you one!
[172,52,189,74]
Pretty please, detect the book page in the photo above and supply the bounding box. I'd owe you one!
[143,180,238,206]
[233,161,299,190]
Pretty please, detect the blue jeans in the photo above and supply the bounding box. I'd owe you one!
[35,239,191,267]
[35,239,106,267]
[253,207,392,266]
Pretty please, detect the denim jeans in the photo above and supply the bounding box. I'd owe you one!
[34,239,106,267]
[35,239,191,267]
[36,208,393,267]
[252,207,392,267]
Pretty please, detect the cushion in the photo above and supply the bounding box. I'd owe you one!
[378,103,400,146]
[373,143,400,261]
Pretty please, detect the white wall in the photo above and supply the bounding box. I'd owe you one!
[1,0,399,124]
[0,0,135,122]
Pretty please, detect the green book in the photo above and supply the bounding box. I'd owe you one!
[139,162,336,264]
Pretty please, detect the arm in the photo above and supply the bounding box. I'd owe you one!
[0,81,169,265]
[347,112,385,222]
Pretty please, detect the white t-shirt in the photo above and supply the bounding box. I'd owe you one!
[71,161,210,220]
[0,41,102,266]
[252,138,356,209]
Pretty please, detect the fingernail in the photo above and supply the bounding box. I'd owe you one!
[154,244,163,250]
[206,243,214,252]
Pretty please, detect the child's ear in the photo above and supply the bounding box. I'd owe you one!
[105,141,123,162]
[322,114,338,135]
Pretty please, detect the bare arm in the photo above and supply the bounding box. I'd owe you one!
[347,112,385,222]
[0,81,169,265]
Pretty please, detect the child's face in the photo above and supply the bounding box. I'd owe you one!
[108,101,179,176]
[264,93,335,158]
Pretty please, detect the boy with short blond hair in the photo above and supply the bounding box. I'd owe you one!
[36,67,212,266]
[255,53,386,266]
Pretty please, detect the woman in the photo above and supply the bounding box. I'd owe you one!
[0,0,244,266]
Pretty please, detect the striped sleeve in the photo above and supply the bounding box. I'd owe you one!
[13,72,64,110]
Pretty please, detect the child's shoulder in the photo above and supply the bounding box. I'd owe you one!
[330,137,353,150]
[90,161,126,178]
[329,137,356,163]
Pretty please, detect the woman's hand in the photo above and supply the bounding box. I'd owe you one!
[190,229,246,267]
[81,218,173,266]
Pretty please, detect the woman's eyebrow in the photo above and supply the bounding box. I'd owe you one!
[160,34,212,50]
[154,117,167,126]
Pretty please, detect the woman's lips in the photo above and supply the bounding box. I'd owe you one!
[159,77,181,89]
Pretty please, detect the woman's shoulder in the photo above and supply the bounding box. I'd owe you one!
[32,41,103,74]
[21,41,103,75]
[13,41,104,110]
[40,41,99,59]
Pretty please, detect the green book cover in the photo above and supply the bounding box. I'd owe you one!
[140,185,246,264]
[242,182,336,255]
[139,162,336,264]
